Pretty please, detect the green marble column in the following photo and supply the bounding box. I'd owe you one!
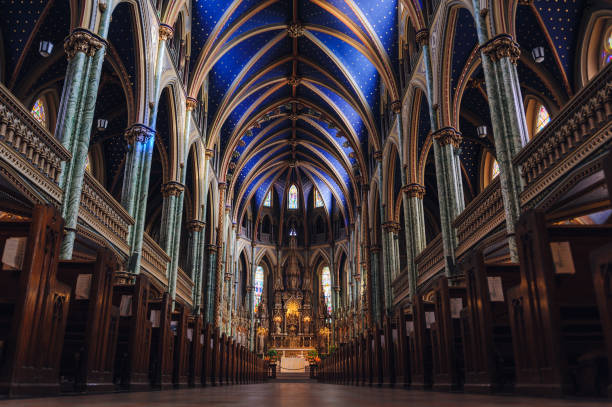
[248,244,257,351]
[205,245,218,323]
[419,30,464,276]
[370,246,381,325]
[58,27,109,260]
[187,220,205,312]
[402,184,427,295]
[472,1,528,261]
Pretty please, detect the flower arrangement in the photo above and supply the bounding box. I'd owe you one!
[306,349,319,364]
[266,349,279,363]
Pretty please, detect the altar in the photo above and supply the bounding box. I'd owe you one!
[275,348,314,373]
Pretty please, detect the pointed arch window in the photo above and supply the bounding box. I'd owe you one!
[602,27,612,66]
[31,98,47,127]
[253,266,264,313]
[491,159,500,179]
[288,184,298,209]
[314,189,324,208]
[321,266,332,315]
[263,190,272,207]
[535,104,551,134]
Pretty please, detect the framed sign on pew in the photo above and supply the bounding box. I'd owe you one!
[512,210,612,397]
[460,249,520,393]
[0,205,70,397]
[112,273,153,390]
[57,248,120,393]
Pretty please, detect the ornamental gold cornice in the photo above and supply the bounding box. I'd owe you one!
[159,23,174,41]
[415,29,429,46]
[187,219,206,232]
[433,127,462,148]
[402,183,426,199]
[186,97,198,111]
[64,28,106,59]
[481,34,521,65]
[161,181,184,197]
[287,22,305,38]
[124,123,155,145]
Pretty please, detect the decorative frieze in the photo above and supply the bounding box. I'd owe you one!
[64,28,106,59]
[161,181,185,197]
[433,127,462,148]
[481,34,521,65]
[124,123,155,145]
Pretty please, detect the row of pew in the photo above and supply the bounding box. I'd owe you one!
[0,205,266,397]
[318,210,612,398]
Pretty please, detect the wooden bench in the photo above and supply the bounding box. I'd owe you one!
[188,314,203,387]
[0,205,70,397]
[395,310,411,387]
[172,303,189,388]
[511,210,612,396]
[200,323,212,386]
[590,242,612,398]
[57,248,119,393]
[460,249,520,393]
[112,274,153,390]
[148,292,174,389]
[381,316,395,386]
[409,293,434,389]
[429,275,466,391]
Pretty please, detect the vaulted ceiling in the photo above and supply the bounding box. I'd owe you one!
[188,0,399,224]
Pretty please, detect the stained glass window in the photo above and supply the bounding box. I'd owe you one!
[535,104,550,134]
[253,266,264,313]
[314,189,324,208]
[322,266,332,315]
[602,28,612,65]
[85,154,92,174]
[491,159,500,179]
[263,190,272,207]
[31,98,46,127]
[288,184,298,209]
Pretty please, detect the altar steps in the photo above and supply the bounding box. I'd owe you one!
[274,372,312,383]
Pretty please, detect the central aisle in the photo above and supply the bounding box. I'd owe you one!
[0,384,609,407]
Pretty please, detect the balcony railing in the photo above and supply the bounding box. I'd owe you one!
[392,266,410,304]
[0,83,70,203]
[176,266,194,306]
[415,233,444,287]
[515,63,612,205]
[142,232,171,287]
[452,177,504,257]
[80,172,134,254]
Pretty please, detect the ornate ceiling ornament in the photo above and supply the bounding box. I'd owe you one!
[161,181,185,197]
[433,127,462,149]
[64,28,106,59]
[287,22,305,38]
[415,29,429,47]
[481,34,521,65]
[288,113,300,121]
[186,97,198,111]
[287,76,301,87]
[124,123,155,145]
[402,183,426,199]
[159,23,174,41]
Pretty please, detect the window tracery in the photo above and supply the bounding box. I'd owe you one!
[254,266,264,313]
[288,184,298,209]
[263,190,272,207]
[321,266,332,315]
[314,189,324,208]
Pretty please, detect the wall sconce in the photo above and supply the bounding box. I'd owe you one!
[532,46,545,63]
[39,41,54,57]
[96,118,108,132]
[477,125,488,138]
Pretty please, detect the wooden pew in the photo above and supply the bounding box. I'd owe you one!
[0,205,70,397]
[359,333,366,386]
[219,333,227,385]
[590,243,612,398]
[148,292,174,389]
[396,310,411,387]
[511,210,612,396]
[460,249,520,393]
[188,315,203,387]
[112,273,153,390]
[409,293,434,389]
[172,304,189,388]
[201,323,212,386]
[429,275,466,391]
[382,316,396,387]
[57,248,119,393]
[210,327,220,385]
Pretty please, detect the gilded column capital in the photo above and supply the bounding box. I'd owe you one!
[161,181,185,197]
[159,23,174,41]
[433,126,462,148]
[382,221,400,232]
[218,181,227,191]
[205,149,214,159]
[391,100,401,114]
[373,150,383,162]
[481,34,521,64]
[402,183,426,199]
[287,22,305,38]
[187,219,206,232]
[415,29,429,46]
[64,28,106,59]
[206,244,218,253]
[124,123,156,145]
[186,97,198,111]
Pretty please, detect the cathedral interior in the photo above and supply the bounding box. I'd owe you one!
[0,0,611,405]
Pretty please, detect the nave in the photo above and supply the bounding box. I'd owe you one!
[1,382,611,407]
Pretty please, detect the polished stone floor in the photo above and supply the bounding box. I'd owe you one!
[1,383,610,407]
